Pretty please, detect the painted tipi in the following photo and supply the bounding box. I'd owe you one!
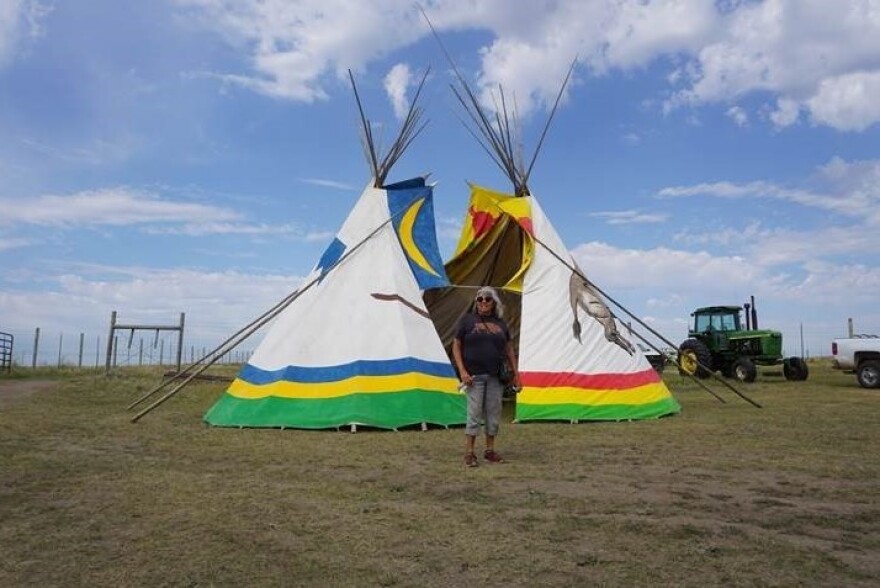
[424,62,680,422]
[204,72,465,430]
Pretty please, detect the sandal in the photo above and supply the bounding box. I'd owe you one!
[464,453,478,467]
[484,449,504,463]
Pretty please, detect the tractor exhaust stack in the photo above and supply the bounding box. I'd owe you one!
[750,295,758,330]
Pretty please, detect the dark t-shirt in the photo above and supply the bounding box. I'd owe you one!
[454,313,510,376]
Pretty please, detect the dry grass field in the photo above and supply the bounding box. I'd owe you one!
[1,361,878,587]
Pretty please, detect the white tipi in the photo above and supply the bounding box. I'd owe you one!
[204,72,466,429]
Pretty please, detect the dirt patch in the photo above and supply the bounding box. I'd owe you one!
[0,379,58,410]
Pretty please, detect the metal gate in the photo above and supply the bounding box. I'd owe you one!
[0,331,12,373]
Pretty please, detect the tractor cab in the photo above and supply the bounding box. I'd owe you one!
[689,306,742,352]
[691,306,742,334]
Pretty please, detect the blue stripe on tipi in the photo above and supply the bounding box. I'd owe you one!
[238,357,457,385]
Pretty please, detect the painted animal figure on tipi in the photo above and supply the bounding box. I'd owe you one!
[569,266,635,355]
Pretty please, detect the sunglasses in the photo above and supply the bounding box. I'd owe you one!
[475,296,494,303]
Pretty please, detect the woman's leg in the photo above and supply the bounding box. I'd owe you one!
[465,377,487,456]
[483,375,503,451]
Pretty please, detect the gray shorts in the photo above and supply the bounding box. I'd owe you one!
[465,374,503,437]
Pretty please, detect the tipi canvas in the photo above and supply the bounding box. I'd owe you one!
[426,184,680,422]
[205,178,465,429]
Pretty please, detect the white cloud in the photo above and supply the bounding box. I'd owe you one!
[596,0,718,70]
[383,63,411,121]
[791,259,880,304]
[573,241,758,295]
[667,0,880,131]
[621,132,642,146]
[144,222,304,237]
[435,215,464,244]
[177,1,880,130]
[676,223,880,268]
[769,97,801,128]
[0,235,32,252]
[807,71,880,132]
[0,0,51,67]
[0,265,305,348]
[658,157,880,225]
[0,187,240,227]
[175,0,425,101]
[650,156,880,304]
[299,177,358,191]
[589,210,667,224]
[21,136,138,166]
[143,218,334,240]
[726,105,748,126]
[569,240,879,355]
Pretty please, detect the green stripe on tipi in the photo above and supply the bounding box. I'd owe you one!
[205,389,466,429]
[516,397,681,422]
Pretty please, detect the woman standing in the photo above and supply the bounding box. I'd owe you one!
[452,286,520,467]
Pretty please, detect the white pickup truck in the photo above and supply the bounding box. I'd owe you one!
[831,336,880,389]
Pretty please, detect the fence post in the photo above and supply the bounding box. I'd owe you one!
[799,322,804,358]
[57,332,63,368]
[78,332,84,368]
[105,311,117,373]
[32,327,40,368]
[176,313,185,373]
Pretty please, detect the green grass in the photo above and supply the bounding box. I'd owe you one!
[1,360,878,586]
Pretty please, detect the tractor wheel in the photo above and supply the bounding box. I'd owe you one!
[732,357,757,383]
[856,360,880,389]
[783,357,809,381]
[678,339,712,379]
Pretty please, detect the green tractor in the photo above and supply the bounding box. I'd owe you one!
[677,298,808,383]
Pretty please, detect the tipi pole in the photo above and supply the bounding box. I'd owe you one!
[349,69,429,187]
[627,324,727,404]
[521,57,577,191]
[127,283,304,410]
[130,207,407,422]
[532,234,762,408]
[131,68,433,416]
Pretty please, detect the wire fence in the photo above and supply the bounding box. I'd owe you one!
[0,316,873,374]
[0,326,251,371]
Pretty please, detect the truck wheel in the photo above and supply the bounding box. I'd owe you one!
[678,339,712,379]
[857,360,880,389]
[732,357,757,383]
[783,357,809,381]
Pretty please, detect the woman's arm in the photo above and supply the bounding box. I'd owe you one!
[505,341,520,388]
[452,338,473,385]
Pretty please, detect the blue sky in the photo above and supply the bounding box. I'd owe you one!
[1,0,878,366]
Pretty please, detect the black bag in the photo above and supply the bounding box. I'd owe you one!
[499,360,519,397]
[499,360,514,385]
